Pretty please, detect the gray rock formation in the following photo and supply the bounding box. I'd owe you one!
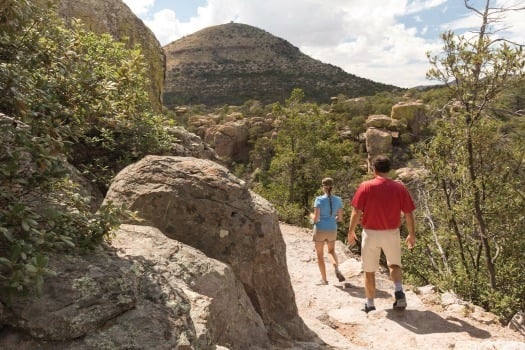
[0,233,198,349]
[112,224,272,349]
[204,120,250,163]
[188,114,222,139]
[362,101,429,169]
[365,127,392,159]
[103,155,315,345]
[391,101,427,136]
[0,224,275,349]
[168,126,219,161]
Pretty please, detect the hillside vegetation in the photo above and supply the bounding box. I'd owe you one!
[163,22,398,107]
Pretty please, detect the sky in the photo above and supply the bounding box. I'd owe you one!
[122,0,525,88]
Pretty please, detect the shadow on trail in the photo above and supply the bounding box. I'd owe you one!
[385,309,492,338]
[335,283,392,299]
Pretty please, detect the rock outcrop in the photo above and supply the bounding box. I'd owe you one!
[362,101,429,168]
[57,0,165,113]
[103,156,316,346]
[187,113,275,164]
[0,231,198,349]
[112,225,272,349]
[168,126,219,161]
[391,101,427,137]
[365,127,393,159]
[204,120,250,163]
[0,224,273,349]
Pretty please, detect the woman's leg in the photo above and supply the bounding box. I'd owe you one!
[314,241,327,282]
[327,240,345,281]
[326,240,339,266]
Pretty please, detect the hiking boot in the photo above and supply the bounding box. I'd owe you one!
[335,268,346,282]
[363,304,376,313]
[393,290,407,310]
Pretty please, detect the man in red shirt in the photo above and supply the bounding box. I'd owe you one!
[347,155,416,313]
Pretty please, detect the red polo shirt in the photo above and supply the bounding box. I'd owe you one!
[351,176,415,230]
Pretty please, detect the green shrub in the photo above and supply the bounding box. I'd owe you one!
[0,0,165,297]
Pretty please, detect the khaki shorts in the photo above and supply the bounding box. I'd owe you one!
[312,228,337,242]
[361,228,401,272]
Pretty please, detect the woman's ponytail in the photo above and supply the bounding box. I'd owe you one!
[322,178,334,216]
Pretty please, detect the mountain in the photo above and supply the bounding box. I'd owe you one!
[163,22,399,108]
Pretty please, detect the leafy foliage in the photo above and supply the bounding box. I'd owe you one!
[406,1,525,321]
[252,88,362,225]
[0,0,173,297]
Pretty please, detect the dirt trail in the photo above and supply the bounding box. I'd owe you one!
[280,222,525,350]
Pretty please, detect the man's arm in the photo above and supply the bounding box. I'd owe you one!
[404,211,416,249]
[347,207,362,245]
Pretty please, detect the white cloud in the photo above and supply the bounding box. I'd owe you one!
[143,9,182,46]
[122,0,154,15]
[405,0,448,15]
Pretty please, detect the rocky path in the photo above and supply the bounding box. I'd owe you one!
[280,222,525,350]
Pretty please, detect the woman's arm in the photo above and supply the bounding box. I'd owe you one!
[336,208,344,222]
[313,207,320,224]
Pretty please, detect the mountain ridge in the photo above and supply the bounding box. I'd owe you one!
[163,22,400,107]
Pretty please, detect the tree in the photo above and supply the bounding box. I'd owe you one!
[252,88,358,225]
[412,0,525,317]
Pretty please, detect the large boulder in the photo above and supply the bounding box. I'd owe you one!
[103,156,315,345]
[0,224,272,349]
[113,224,271,349]
[204,121,250,163]
[391,101,427,136]
[167,126,218,161]
[0,230,198,349]
[365,127,392,158]
[365,114,405,130]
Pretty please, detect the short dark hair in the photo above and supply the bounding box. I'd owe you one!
[372,155,391,173]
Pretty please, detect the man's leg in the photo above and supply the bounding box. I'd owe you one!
[364,271,376,312]
[389,264,407,309]
[389,264,402,285]
[364,271,376,299]
[361,229,379,312]
[382,230,407,309]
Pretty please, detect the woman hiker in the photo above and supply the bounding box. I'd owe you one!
[311,177,346,285]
